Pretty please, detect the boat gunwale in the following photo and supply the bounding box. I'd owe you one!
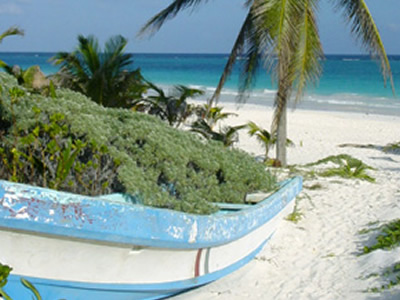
[0,177,302,249]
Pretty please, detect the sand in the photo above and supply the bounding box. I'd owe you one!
[176,103,400,299]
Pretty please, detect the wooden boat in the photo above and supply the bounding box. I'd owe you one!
[0,176,302,300]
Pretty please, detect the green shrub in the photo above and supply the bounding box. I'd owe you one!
[0,73,276,214]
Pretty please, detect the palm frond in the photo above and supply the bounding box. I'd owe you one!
[146,79,167,99]
[174,85,204,104]
[270,0,302,136]
[104,35,131,71]
[209,9,252,106]
[77,35,100,76]
[211,0,281,106]
[293,0,323,102]
[139,0,210,36]
[52,52,87,78]
[334,0,395,94]
[237,13,263,104]
[244,0,254,8]
[0,26,24,43]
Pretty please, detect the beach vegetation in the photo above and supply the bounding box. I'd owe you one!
[0,263,12,300]
[140,0,394,167]
[286,194,308,223]
[303,183,323,190]
[51,34,147,108]
[247,121,294,163]
[285,208,303,223]
[132,81,203,127]
[0,27,24,71]
[383,142,400,154]
[318,160,375,182]
[305,154,376,182]
[0,27,57,96]
[322,253,336,258]
[189,104,246,147]
[0,262,42,300]
[1,64,56,97]
[338,143,379,150]
[287,154,376,182]
[339,141,400,155]
[190,119,246,147]
[193,104,238,129]
[0,73,276,214]
[288,165,318,181]
[362,219,400,254]
[365,262,400,294]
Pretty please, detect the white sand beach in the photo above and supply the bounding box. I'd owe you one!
[176,103,400,299]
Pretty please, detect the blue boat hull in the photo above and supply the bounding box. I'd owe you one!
[0,177,302,299]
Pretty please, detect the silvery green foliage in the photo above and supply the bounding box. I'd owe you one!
[0,73,276,214]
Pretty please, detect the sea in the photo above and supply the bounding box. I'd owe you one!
[0,52,399,116]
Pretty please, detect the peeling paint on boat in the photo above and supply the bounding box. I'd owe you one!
[167,225,184,239]
[188,221,198,243]
[0,177,302,300]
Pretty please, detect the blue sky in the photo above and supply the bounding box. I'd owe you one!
[0,0,399,54]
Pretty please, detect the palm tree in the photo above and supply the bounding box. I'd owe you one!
[140,0,394,166]
[191,119,246,147]
[51,35,146,108]
[190,104,245,147]
[0,27,24,81]
[132,81,204,127]
[247,121,293,163]
[193,104,237,130]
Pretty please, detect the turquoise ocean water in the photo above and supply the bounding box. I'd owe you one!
[0,52,399,115]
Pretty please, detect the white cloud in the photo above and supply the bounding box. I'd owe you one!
[0,3,23,15]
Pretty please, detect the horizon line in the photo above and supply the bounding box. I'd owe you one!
[0,51,400,56]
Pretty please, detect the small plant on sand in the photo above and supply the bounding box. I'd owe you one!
[365,262,400,293]
[304,154,376,182]
[285,209,303,224]
[247,121,294,164]
[286,196,303,223]
[383,142,400,154]
[287,165,318,181]
[303,183,323,190]
[362,219,400,254]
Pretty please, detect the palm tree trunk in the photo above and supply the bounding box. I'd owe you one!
[276,101,287,166]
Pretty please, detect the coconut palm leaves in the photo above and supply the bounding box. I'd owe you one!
[191,119,246,147]
[190,105,245,147]
[334,0,394,92]
[140,0,393,166]
[51,35,146,108]
[139,0,209,35]
[133,82,204,127]
[0,26,24,43]
[194,104,238,129]
[247,121,293,162]
[0,26,24,70]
